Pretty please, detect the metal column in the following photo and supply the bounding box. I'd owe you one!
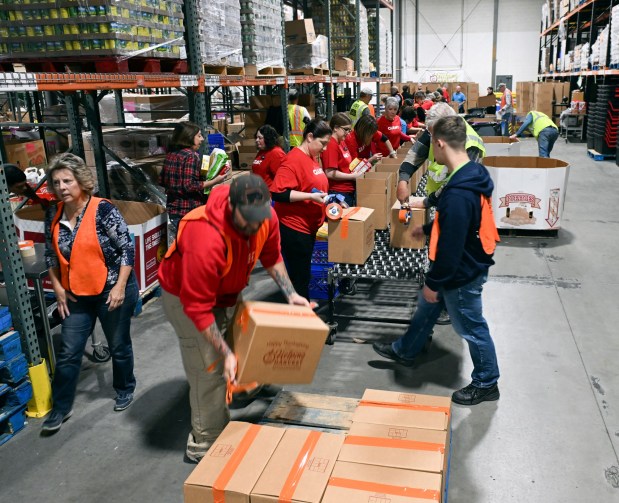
[82,91,110,198]
[281,0,290,151]
[114,90,126,127]
[184,0,210,131]
[65,92,85,160]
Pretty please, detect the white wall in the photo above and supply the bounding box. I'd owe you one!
[397,0,545,86]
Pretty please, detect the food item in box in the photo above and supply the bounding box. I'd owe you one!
[349,157,372,174]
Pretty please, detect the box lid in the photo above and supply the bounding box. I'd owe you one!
[252,429,344,502]
[238,301,328,331]
[481,136,519,145]
[483,156,569,169]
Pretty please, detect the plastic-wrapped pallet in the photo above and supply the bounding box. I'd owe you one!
[286,35,328,69]
[591,24,609,68]
[240,0,284,70]
[581,42,590,70]
[358,4,370,74]
[599,24,610,68]
[368,9,393,76]
[611,5,619,66]
[0,1,185,60]
[197,0,243,66]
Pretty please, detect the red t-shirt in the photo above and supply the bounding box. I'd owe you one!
[345,130,384,160]
[422,100,433,110]
[252,146,286,190]
[272,147,329,235]
[321,136,354,194]
[374,115,411,156]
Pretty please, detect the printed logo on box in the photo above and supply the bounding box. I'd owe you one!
[499,192,542,226]
[306,457,330,473]
[262,340,309,369]
[210,444,234,457]
[369,495,391,503]
[388,427,409,439]
[397,393,417,404]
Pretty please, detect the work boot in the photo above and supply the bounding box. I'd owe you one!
[436,310,451,325]
[452,383,500,405]
[372,342,414,367]
[185,432,211,464]
[41,409,73,434]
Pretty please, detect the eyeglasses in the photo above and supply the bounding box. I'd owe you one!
[340,127,352,133]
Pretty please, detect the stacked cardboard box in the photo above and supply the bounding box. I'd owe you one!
[356,172,393,230]
[2,139,47,170]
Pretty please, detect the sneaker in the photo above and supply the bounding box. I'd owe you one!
[41,409,73,433]
[372,342,415,367]
[114,393,134,411]
[452,383,500,405]
[185,432,211,464]
[436,310,451,325]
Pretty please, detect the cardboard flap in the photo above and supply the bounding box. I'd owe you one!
[481,136,519,145]
[483,156,569,169]
[340,206,374,222]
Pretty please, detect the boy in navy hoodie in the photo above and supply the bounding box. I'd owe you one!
[373,115,501,405]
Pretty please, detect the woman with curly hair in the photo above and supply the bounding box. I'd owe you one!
[252,125,286,190]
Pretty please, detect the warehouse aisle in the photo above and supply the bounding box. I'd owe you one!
[0,138,618,502]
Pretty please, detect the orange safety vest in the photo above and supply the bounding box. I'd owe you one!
[368,103,376,117]
[429,195,500,261]
[500,89,511,109]
[51,197,109,296]
[164,205,270,280]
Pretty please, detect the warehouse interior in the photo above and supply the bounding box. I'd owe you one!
[1,0,619,502]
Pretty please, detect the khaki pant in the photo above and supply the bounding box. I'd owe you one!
[162,290,236,446]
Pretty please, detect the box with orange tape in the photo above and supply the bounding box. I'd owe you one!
[327,207,375,265]
[390,199,426,250]
[183,422,284,503]
[251,428,344,502]
[231,301,329,384]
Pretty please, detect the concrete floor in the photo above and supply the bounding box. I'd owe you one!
[1,138,618,502]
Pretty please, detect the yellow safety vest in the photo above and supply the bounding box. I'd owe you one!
[426,123,486,194]
[288,104,306,147]
[349,100,369,126]
[529,111,557,138]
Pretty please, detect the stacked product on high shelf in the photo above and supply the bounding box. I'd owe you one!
[240,0,285,73]
[590,23,610,70]
[0,307,33,446]
[368,9,392,76]
[0,0,185,60]
[611,4,619,68]
[198,0,244,68]
[284,19,329,73]
[587,85,619,157]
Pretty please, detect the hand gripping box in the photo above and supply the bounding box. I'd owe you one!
[356,172,393,230]
[184,422,284,503]
[231,301,329,384]
[322,461,444,503]
[251,428,344,502]
[328,207,375,264]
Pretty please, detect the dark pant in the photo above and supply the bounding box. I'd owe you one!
[279,223,315,300]
[538,127,559,157]
[51,275,139,414]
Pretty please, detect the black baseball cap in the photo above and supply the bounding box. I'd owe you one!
[229,174,272,223]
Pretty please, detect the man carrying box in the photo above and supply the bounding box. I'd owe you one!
[373,116,501,406]
[158,174,310,463]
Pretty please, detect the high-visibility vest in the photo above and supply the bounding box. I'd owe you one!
[500,89,512,110]
[529,111,558,138]
[288,105,305,147]
[368,103,376,117]
[51,197,109,296]
[426,123,486,194]
[349,100,369,125]
[429,195,500,261]
[164,205,270,280]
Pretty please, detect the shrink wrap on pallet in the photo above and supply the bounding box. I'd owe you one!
[286,35,328,69]
[197,0,243,67]
[240,0,284,70]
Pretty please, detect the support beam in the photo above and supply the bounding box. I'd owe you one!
[491,0,499,87]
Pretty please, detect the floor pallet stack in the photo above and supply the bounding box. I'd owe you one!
[0,307,33,446]
[587,84,619,158]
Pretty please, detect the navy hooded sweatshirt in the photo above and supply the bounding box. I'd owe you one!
[424,161,495,292]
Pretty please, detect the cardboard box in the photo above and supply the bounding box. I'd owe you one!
[481,136,521,157]
[251,429,344,502]
[184,422,285,503]
[3,140,47,169]
[339,421,449,474]
[231,301,329,384]
[227,122,245,135]
[237,145,257,170]
[322,461,444,503]
[352,389,451,431]
[285,19,317,45]
[14,200,167,292]
[334,56,354,72]
[375,158,402,206]
[328,207,375,264]
[571,90,584,102]
[477,94,496,109]
[356,172,393,230]
[389,199,426,249]
[483,156,570,230]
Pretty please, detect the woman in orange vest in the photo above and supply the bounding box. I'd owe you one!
[41,153,139,434]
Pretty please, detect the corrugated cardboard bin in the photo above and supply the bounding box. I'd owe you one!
[389,199,426,249]
[251,428,344,502]
[231,301,329,384]
[322,461,444,503]
[184,422,284,503]
[4,139,47,169]
[328,207,375,264]
[481,136,521,157]
[356,172,393,230]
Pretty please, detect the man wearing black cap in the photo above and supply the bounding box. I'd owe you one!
[158,174,309,463]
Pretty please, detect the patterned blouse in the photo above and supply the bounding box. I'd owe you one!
[45,199,135,290]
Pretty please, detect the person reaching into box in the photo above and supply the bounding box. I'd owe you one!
[252,125,286,190]
[158,174,309,463]
[373,97,411,157]
[509,110,559,158]
[344,114,395,164]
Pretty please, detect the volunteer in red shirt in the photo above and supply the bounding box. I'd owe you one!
[158,175,309,463]
[401,106,424,137]
[374,97,411,157]
[345,114,396,162]
[252,125,286,190]
[320,113,362,207]
[271,119,331,300]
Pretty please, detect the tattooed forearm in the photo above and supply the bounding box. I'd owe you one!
[202,321,231,357]
[268,262,296,300]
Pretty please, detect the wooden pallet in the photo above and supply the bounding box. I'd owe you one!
[380,73,393,78]
[203,65,245,76]
[289,67,330,76]
[361,72,371,77]
[0,56,187,74]
[331,70,357,77]
[257,66,286,76]
[587,148,616,161]
[261,391,359,432]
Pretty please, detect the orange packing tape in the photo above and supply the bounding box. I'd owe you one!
[339,207,361,240]
[344,435,445,454]
[325,202,343,221]
[398,209,412,224]
[328,477,440,501]
[212,424,261,502]
[239,306,318,333]
[226,379,260,405]
[358,399,451,417]
[279,431,322,502]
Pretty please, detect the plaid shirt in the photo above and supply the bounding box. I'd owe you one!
[160,148,206,224]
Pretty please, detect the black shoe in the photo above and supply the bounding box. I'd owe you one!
[436,310,451,325]
[372,342,415,367]
[41,409,73,434]
[452,383,500,405]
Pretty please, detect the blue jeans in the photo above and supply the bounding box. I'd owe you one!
[537,127,559,157]
[51,275,139,414]
[392,273,500,388]
[501,113,513,136]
